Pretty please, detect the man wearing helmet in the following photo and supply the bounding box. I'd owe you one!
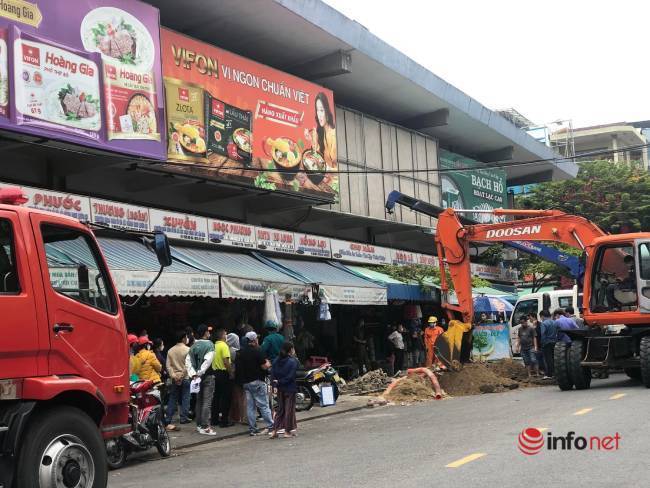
[424,316,443,367]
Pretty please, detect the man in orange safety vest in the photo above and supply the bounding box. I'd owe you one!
[424,316,444,367]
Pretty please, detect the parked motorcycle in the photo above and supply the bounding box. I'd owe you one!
[295,363,345,412]
[105,380,171,469]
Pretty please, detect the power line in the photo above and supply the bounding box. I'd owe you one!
[5,132,650,177]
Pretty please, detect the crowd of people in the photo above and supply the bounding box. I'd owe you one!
[127,322,301,438]
[516,306,583,379]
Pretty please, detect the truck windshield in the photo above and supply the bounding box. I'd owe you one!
[41,224,116,314]
[512,298,538,324]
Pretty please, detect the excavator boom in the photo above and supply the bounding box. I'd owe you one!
[436,207,606,322]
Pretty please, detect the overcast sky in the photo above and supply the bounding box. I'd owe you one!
[324,0,649,129]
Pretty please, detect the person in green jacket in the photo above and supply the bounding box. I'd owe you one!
[261,321,285,362]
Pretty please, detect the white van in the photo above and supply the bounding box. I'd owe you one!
[509,288,578,354]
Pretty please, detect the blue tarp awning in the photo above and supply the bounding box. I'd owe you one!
[337,264,439,302]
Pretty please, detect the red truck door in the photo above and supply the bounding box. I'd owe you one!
[0,210,40,379]
[29,214,128,390]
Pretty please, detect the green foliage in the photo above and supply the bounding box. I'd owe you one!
[375,264,490,292]
[473,244,503,266]
[518,160,650,233]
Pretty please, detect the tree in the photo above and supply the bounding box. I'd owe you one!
[514,160,650,288]
[518,160,650,233]
[375,264,491,292]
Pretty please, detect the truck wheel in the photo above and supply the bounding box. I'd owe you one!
[640,336,650,388]
[554,342,574,391]
[624,368,641,380]
[569,341,591,390]
[15,406,107,488]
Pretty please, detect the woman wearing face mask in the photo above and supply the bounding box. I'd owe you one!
[304,92,337,169]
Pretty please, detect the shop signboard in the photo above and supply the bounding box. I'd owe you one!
[110,269,219,297]
[295,233,331,258]
[471,322,512,361]
[319,284,387,306]
[255,227,295,254]
[21,185,91,221]
[417,254,439,267]
[207,218,256,249]
[90,197,149,232]
[330,239,391,265]
[0,0,165,159]
[221,276,305,301]
[161,28,338,201]
[439,149,507,224]
[391,249,417,266]
[148,208,207,243]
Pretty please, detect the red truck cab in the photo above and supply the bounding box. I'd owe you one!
[0,187,150,488]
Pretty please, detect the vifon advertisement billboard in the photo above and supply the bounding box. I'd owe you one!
[161,28,338,201]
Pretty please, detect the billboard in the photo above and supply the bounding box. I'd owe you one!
[161,28,338,201]
[439,149,507,223]
[0,0,165,159]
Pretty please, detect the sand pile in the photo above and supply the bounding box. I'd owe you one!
[344,369,393,394]
[384,375,437,403]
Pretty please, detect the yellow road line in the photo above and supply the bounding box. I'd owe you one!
[609,393,626,400]
[446,453,487,468]
[573,408,593,415]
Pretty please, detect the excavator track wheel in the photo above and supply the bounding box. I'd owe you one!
[554,342,573,391]
[639,336,650,388]
[569,340,591,390]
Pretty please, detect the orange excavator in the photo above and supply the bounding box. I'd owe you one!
[386,191,650,391]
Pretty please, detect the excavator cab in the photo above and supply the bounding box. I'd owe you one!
[635,240,650,314]
[590,244,638,313]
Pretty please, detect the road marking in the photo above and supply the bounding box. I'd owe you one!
[609,393,626,400]
[573,408,593,416]
[446,453,487,468]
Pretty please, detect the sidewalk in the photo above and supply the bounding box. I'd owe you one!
[167,394,373,451]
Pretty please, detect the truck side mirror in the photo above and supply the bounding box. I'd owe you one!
[542,292,551,312]
[153,232,172,268]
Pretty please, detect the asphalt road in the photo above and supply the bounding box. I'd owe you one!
[108,374,649,488]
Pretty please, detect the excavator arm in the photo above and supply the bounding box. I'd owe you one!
[385,191,606,323]
[436,207,606,323]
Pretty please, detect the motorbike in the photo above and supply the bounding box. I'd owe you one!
[105,380,171,469]
[295,363,345,412]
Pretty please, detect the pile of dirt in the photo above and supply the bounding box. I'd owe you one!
[384,375,437,403]
[344,369,393,394]
[486,358,531,382]
[437,362,520,396]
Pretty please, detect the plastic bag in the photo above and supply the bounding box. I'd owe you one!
[190,377,201,394]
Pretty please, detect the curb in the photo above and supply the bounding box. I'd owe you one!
[174,403,370,451]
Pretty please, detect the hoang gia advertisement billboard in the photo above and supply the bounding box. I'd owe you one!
[161,28,338,201]
[439,149,507,223]
[0,0,165,159]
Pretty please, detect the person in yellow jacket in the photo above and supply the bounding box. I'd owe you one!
[136,336,162,384]
[424,316,444,367]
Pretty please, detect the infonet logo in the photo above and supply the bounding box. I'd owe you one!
[518,428,621,455]
[486,225,541,239]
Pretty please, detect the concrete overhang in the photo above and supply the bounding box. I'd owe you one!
[147,0,577,184]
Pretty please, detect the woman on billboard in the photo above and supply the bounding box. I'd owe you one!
[304,92,336,168]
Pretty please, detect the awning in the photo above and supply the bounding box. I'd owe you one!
[171,246,307,301]
[97,238,219,297]
[259,256,387,306]
[340,264,439,302]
